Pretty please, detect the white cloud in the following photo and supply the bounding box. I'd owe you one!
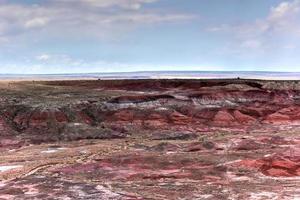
[240,39,262,49]
[55,0,158,10]
[36,54,51,61]
[207,0,300,53]
[36,54,79,65]
[263,0,300,35]
[206,24,229,32]
[0,36,8,43]
[216,0,300,36]
[269,1,300,20]
[284,44,296,49]
[24,17,49,28]
[0,1,193,40]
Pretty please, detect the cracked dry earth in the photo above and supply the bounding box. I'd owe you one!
[0,79,300,200]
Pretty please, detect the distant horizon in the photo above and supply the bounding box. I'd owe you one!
[0,70,299,81]
[1,70,300,75]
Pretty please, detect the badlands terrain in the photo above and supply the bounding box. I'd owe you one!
[0,79,300,199]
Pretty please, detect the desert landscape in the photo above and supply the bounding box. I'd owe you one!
[0,79,299,199]
[1,0,300,199]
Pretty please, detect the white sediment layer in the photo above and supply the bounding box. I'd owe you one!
[0,165,22,172]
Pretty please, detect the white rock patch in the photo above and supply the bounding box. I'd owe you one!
[0,165,22,172]
[41,147,67,154]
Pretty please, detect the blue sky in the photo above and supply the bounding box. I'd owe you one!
[0,0,299,73]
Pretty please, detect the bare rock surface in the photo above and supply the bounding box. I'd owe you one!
[0,79,300,199]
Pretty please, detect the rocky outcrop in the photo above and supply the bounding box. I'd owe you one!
[109,94,175,104]
[238,146,300,177]
[263,106,300,125]
[211,110,237,127]
[232,110,256,125]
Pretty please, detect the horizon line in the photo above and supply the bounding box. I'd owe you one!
[0,70,300,75]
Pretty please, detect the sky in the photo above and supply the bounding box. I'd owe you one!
[0,0,300,74]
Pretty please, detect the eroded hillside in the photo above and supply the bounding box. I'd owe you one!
[0,79,300,199]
